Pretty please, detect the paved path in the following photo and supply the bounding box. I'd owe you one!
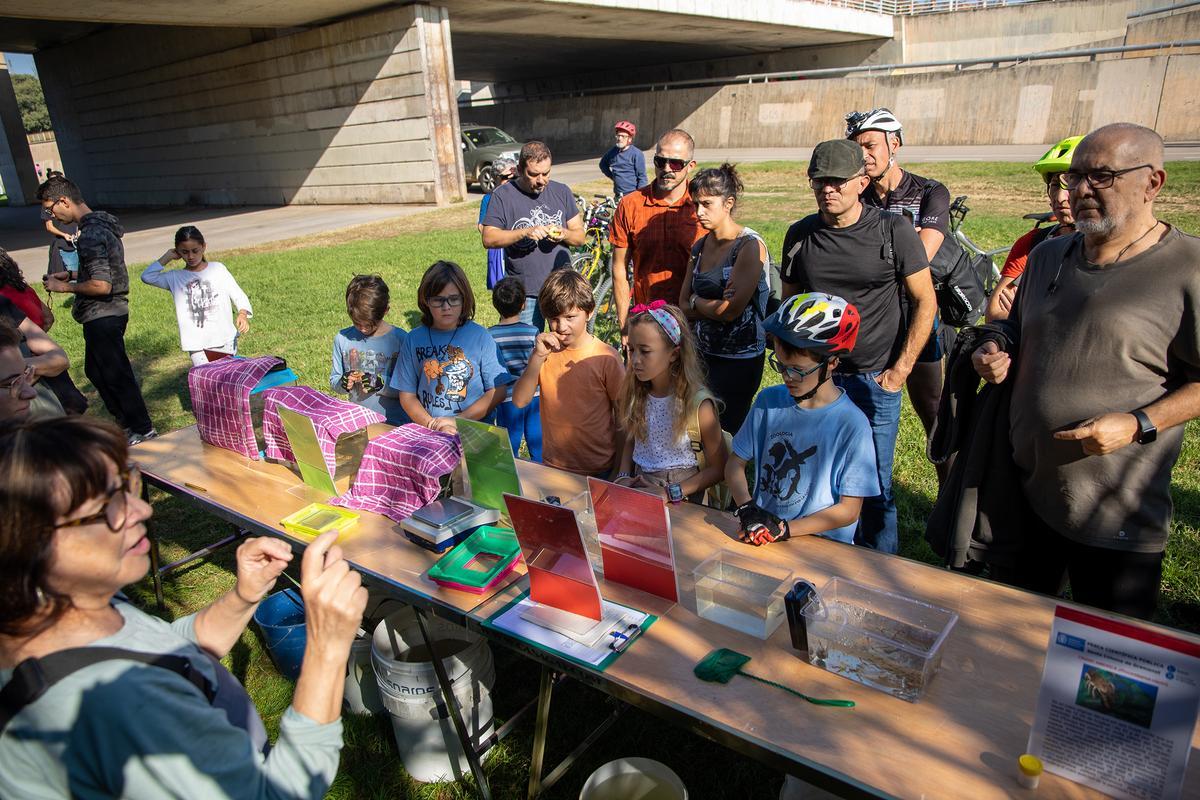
[5,143,1196,283]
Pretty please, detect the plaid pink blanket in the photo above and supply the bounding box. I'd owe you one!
[188,356,283,458]
[260,386,384,474]
[330,423,462,523]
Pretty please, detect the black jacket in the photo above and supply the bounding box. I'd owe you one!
[73,211,128,323]
[925,323,1031,568]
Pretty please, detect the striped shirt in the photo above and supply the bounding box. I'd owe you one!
[489,321,538,382]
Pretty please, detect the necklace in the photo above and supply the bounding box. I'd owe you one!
[1112,220,1161,264]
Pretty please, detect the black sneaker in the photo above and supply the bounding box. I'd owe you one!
[128,429,159,446]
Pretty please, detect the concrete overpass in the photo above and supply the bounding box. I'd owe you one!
[0,0,891,206]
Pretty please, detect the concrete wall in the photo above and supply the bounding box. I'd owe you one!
[0,57,39,204]
[36,4,465,206]
[466,52,1197,153]
[28,136,63,177]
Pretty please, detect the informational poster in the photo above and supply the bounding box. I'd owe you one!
[588,477,679,602]
[1028,605,1200,800]
[456,418,521,512]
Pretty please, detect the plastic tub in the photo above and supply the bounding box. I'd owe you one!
[579,757,688,800]
[252,589,306,681]
[801,577,958,702]
[691,551,793,639]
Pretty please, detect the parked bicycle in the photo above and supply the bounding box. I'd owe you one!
[948,195,1010,293]
[570,194,621,346]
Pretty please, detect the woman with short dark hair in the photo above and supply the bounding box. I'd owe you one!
[0,416,367,799]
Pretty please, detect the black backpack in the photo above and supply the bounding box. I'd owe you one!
[0,647,217,733]
[927,236,990,328]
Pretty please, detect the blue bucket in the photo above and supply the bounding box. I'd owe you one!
[253,589,306,680]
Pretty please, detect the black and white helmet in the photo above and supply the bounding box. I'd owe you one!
[845,108,903,146]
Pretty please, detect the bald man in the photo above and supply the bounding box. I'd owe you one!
[972,123,1200,619]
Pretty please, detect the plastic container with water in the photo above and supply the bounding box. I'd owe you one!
[690,551,792,640]
[801,577,958,702]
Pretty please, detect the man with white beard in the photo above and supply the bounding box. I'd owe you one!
[971,122,1200,619]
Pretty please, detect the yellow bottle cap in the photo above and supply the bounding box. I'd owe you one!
[1019,754,1044,777]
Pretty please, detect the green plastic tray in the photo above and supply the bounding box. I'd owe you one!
[428,526,521,593]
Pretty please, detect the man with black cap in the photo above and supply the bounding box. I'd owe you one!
[780,138,936,554]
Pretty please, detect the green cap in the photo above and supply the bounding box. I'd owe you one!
[808,139,865,181]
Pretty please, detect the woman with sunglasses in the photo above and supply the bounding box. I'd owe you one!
[0,416,367,799]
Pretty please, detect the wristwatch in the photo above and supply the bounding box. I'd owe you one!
[1131,409,1157,445]
[667,482,684,505]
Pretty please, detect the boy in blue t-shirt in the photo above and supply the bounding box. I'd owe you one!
[488,276,542,461]
[726,293,879,546]
[330,274,408,424]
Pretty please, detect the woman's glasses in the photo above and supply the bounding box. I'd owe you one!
[56,465,143,533]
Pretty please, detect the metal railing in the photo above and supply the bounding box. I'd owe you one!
[811,0,1055,15]
[461,39,1200,108]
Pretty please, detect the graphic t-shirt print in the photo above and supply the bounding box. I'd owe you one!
[185,278,217,328]
[419,343,475,412]
[346,347,392,400]
[760,433,817,508]
[508,206,565,258]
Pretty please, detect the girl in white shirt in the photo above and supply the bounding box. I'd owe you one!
[142,226,252,366]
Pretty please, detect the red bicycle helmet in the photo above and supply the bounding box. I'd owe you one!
[614,120,637,137]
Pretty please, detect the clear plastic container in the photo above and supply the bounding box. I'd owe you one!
[801,577,958,702]
[692,551,793,639]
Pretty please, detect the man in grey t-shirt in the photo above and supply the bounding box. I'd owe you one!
[481,140,584,330]
[973,123,1200,619]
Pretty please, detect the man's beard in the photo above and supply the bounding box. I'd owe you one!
[1075,214,1116,235]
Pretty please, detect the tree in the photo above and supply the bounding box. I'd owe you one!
[12,74,51,134]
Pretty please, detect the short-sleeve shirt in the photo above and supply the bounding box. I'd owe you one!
[1008,227,1200,552]
[780,206,929,373]
[330,325,407,424]
[390,321,507,417]
[732,386,879,543]
[1000,225,1059,281]
[861,171,951,237]
[609,185,706,307]
[481,179,577,297]
[536,335,625,474]
[488,321,538,377]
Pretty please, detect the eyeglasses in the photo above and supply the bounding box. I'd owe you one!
[56,465,143,533]
[653,156,690,172]
[1062,165,1153,190]
[1,365,34,398]
[427,294,464,309]
[40,198,62,221]
[768,353,824,381]
[808,174,865,191]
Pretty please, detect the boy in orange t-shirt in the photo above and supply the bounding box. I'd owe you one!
[510,270,625,475]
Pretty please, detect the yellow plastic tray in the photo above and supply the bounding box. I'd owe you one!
[280,503,359,538]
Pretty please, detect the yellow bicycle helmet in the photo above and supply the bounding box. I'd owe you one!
[1034,135,1084,176]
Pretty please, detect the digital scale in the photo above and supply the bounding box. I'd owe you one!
[400,496,499,553]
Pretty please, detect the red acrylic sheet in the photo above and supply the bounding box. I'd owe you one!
[588,477,679,603]
[503,493,603,621]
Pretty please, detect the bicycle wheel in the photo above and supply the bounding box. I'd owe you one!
[571,250,600,282]
[590,274,621,348]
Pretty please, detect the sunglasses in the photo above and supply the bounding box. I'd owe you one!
[808,174,865,191]
[56,465,143,533]
[768,353,824,381]
[653,156,690,172]
[427,294,464,309]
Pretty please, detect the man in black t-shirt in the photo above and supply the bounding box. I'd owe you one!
[780,139,937,554]
[846,108,952,483]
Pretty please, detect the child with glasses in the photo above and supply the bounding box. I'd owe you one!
[330,274,408,424]
[726,293,878,546]
[391,261,507,434]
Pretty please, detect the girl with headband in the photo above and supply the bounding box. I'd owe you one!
[615,300,728,506]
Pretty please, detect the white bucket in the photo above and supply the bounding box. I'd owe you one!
[580,758,688,800]
[370,608,495,782]
[343,638,384,715]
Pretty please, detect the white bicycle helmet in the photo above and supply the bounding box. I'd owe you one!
[845,108,903,146]
[763,293,860,357]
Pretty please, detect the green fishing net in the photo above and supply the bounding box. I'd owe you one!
[694,648,855,708]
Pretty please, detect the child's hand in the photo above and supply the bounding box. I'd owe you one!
[235,311,250,334]
[346,370,363,389]
[532,331,563,359]
[428,416,457,434]
[159,248,181,264]
[735,502,788,546]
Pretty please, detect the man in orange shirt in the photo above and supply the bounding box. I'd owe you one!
[610,129,706,348]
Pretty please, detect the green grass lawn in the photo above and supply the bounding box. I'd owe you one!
[37,160,1200,798]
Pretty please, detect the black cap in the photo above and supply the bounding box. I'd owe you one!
[808,139,865,181]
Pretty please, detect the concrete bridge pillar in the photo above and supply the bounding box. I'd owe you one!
[0,55,40,206]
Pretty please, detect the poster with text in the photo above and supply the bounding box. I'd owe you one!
[1028,605,1200,800]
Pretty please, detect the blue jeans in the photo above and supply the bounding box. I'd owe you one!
[494,396,543,462]
[833,370,902,554]
[519,296,545,332]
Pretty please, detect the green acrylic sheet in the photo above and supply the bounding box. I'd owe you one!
[455,417,521,512]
